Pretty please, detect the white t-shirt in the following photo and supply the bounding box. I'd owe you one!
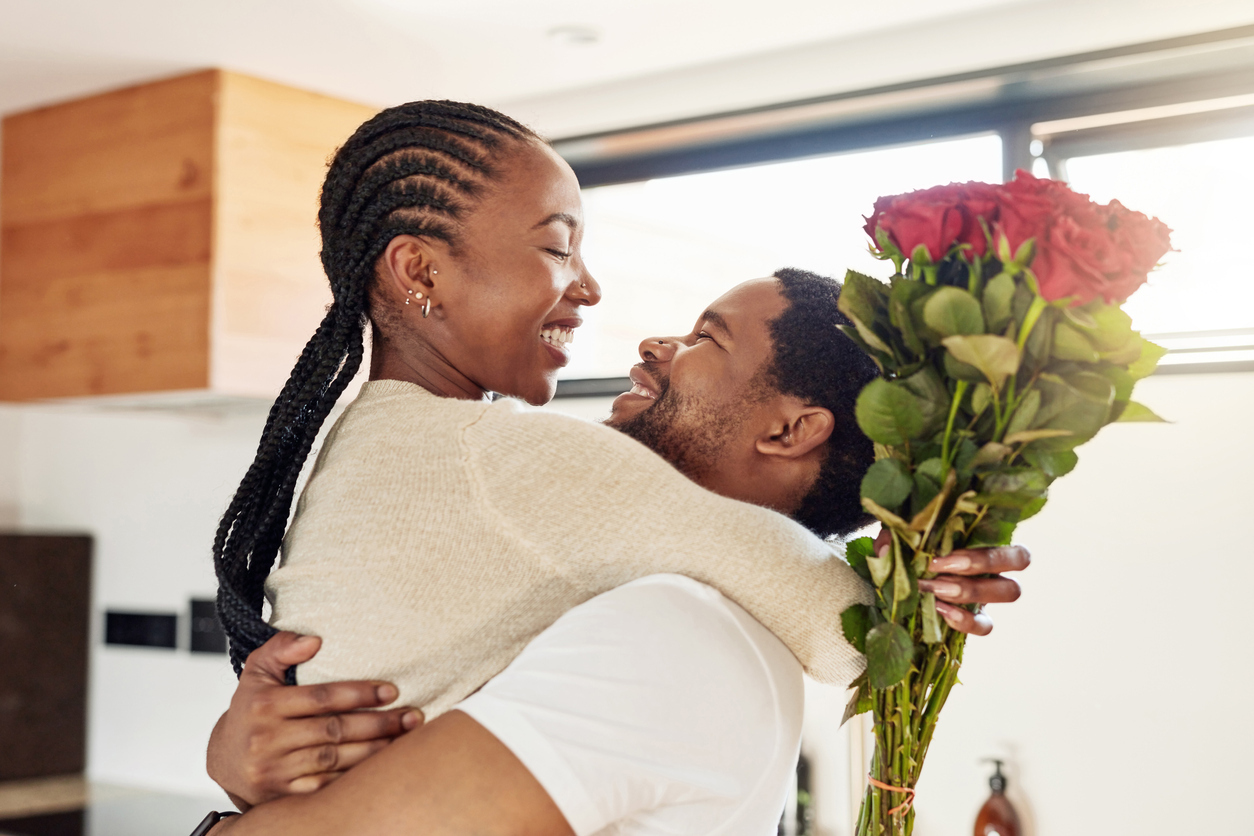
[456,574,805,836]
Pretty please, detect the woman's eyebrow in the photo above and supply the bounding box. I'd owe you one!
[532,212,579,231]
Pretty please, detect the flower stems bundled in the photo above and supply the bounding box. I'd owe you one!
[837,171,1172,836]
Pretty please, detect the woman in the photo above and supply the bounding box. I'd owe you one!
[213,100,1012,733]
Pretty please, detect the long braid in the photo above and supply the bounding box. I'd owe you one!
[214,101,538,675]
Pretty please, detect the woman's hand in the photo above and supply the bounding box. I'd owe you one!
[206,632,422,810]
[871,528,1030,636]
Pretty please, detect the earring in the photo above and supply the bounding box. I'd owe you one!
[421,297,431,318]
[432,269,438,276]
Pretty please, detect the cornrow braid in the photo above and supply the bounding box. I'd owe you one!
[214,101,539,676]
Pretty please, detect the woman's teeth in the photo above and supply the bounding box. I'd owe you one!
[541,327,575,347]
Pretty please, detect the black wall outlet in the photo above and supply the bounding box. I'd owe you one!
[190,598,227,654]
[105,611,177,649]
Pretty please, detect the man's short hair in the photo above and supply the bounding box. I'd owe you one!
[766,268,880,538]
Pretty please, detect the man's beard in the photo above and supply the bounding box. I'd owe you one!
[606,361,744,483]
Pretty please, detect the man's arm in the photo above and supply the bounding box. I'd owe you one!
[213,710,572,836]
[207,632,422,809]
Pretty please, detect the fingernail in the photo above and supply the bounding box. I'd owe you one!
[376,683,398,703]
[931,555,971,572]
[290,777,319,793]
[920,579,962,598]
[402,710,421,730]
[934,600,959,619]
[293,635,320,649]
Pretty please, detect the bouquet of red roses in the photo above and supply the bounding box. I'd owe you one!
[838,171,1172,836]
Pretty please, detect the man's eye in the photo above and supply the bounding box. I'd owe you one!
[546,248,573,261]
[696,331,714,342]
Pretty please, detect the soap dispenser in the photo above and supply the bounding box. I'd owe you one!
[974,759,1021,836]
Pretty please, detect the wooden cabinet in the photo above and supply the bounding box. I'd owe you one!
[0,70,377,401]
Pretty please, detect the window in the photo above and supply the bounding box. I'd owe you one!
[564,134,1003,381]
[1060,134,1254,367]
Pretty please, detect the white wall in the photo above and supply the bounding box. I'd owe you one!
[502,0,1254,138]
[904,370,1254,836]
[1,399,268,797]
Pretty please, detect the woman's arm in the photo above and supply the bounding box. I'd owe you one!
[213,711,571,836]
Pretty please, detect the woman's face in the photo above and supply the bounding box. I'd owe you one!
[429,140,600,405]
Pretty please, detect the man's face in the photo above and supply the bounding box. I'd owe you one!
[605,278,788,489]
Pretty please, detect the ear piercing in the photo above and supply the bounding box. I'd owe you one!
[421,297,431,318]
[405,289,426,306]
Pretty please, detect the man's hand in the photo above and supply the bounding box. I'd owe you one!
[207,631,422,810]
[872,528,1030,637]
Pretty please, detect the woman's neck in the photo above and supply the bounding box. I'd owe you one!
[369,328,489,402]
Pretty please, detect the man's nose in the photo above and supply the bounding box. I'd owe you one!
[639,337,676,363]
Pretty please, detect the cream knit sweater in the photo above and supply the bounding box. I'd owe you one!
[267,380,873,719]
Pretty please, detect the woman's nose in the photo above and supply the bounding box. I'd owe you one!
[571,265,602,306]
[639,337,676,363]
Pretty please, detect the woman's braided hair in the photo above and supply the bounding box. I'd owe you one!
[213,101,539,676]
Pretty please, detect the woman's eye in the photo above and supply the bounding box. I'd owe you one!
[546,248,573,261]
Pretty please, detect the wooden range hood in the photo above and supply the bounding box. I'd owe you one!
[0,70,377,401]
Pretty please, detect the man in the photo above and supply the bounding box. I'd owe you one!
[205,270,1027,834]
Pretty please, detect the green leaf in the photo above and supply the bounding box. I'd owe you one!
[889,277,930,357]
[1004,389,1040,437]
[893,543,916,617]
[861,458,913,509]
[841,604,876,654]
[1052,321,1101,363]
[1128,338,1168,380]
[843,536,876,581]
[1003,428,1073,445]
[942,335,1021,392]
[838,270,889,329]
[971,442,1013,468]
[842,677,873,725]
[953,438,980,481]
[971,383,993,416]
[865,622,914,689]
[855,379,924,445]
[1019,495,1048,521]
[1116,401,1169,422]
[916,457,947,485]
[923,286,985,337]
[898,366,950,436]
[1084,303,1135,352]
[1036,371,1115,448]
[979,466,1049,496]
[850,314,894,355]
[920,592,944,644]
[943,350,989,384]
[911,472,940,515]
[982,272,1016,333]
[866,549,893,588]
[1022,447,1078,478]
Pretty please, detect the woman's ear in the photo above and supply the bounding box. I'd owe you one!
[755,405,835,460]
[379,235,438,298]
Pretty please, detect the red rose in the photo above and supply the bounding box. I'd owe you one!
[864,182,999,262]
[1106,199,1173,274]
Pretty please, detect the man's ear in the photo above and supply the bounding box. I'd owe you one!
[379,234,439,298]
[755,404,835,460]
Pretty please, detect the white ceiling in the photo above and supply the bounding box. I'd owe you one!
[0,0,1030,119]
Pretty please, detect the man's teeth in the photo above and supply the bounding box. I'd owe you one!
[630,383,656,399]
[541,327,575,347]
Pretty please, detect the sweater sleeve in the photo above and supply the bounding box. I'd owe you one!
[462,400,874,687]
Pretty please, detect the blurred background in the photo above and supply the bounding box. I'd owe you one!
[1,1,1252,834]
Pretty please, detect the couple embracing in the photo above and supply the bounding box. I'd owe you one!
[200,101,1027,835]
